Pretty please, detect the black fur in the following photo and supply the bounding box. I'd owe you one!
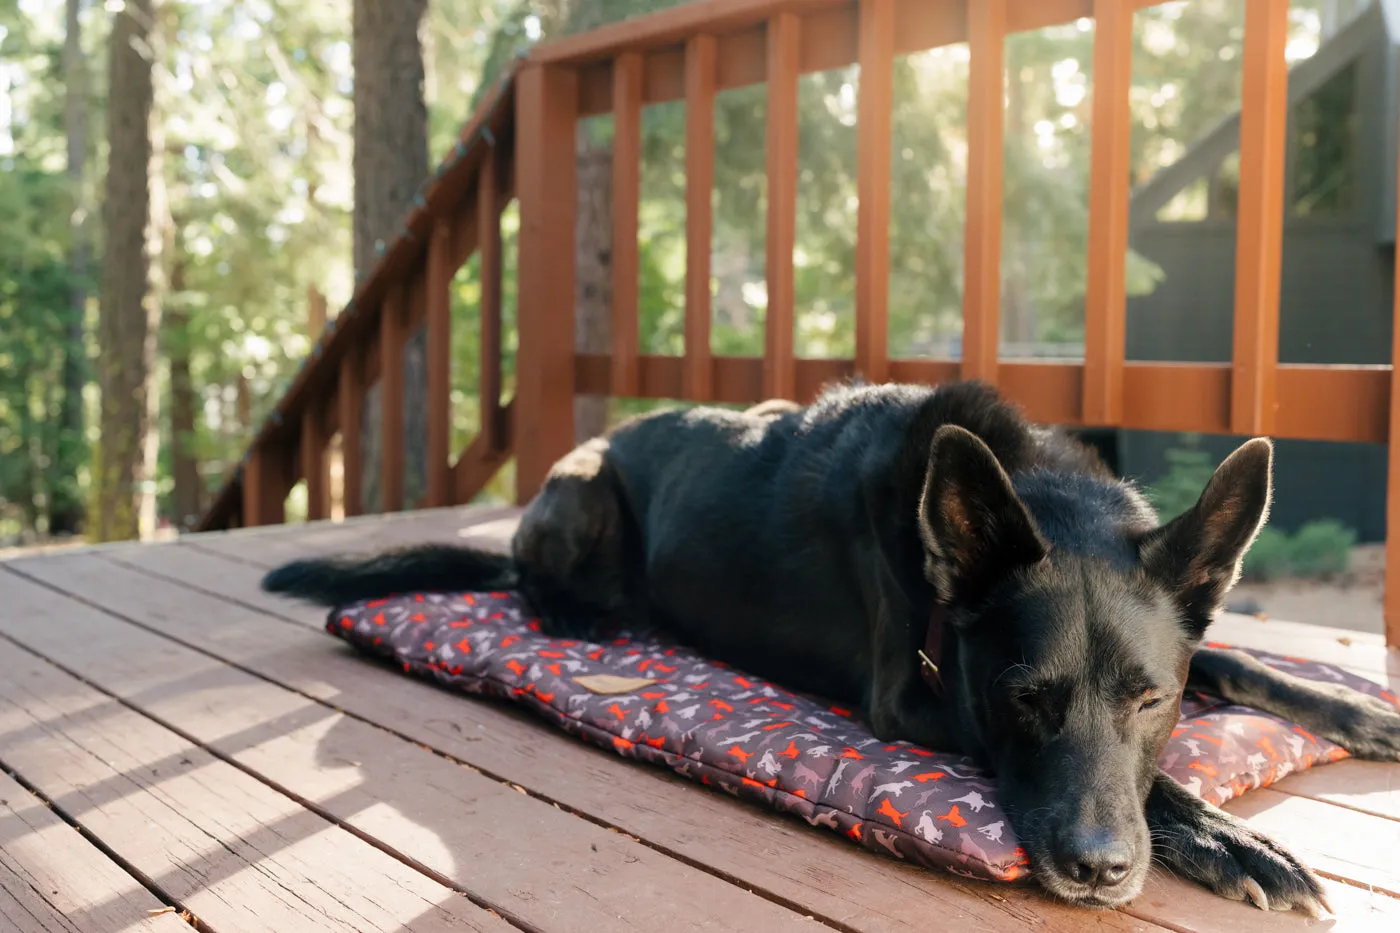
[264,380,1400,914]
[262,544,516,606]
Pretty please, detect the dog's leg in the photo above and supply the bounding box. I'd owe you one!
[1188,646,1400,761]
[1145,769,1329,916]
[513,438,645,638]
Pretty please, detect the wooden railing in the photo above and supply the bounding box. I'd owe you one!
[198,0,1400,650]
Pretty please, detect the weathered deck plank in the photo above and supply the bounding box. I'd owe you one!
[0,566,824,933]
[0,635,504,933]
[6,550,1169,933]
[7,508,1400,932]
[37,533,1400,932]
[0,770,188,933]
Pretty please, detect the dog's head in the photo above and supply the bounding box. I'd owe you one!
[918,426,1272,907]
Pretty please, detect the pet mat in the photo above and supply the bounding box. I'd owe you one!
[327,591,1397,882]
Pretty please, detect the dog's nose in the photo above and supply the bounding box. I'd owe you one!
[1054,830,1133,888]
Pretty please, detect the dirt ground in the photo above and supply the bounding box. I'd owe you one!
[1227,544,1385,635]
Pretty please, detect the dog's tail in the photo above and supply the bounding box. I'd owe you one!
[260,544,518,607]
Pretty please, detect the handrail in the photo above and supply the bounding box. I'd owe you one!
[197,0,1400,651]
[197,63,521,530]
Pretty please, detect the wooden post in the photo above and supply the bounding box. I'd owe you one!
[765,12,799,401]
[855,0,893,385]
[961,0,1006,384]
[426,217,454,508]
[479,151,505,453]
[379,285,407,512]
[1387,72,1400,650]
[339,348,364,517]
[307,286,327,339]
[1231,0,1288,436]
[242,444,286,527]
[242,447,265,528]
[684,34,716,401]
[611,51,643,397]
[1082,0,1133,425]
[301,406,328,521]
[515,64,578,503]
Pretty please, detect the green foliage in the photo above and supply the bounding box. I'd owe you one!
[1143,435,1216,521]
[1241,522,1356,583]
[0,0,1348,540]
[1285,520,1357,578]
[1241,527,1295,583]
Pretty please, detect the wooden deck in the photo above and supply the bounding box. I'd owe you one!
[2,507,1400,932]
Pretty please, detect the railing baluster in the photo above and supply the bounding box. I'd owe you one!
[380,285,407,512]
[855,0,894,385]
[339,349,364,517]
[241,446,265,528]
[765,12,799,400]
[301,406,328,521]
[1231,0,1288,436]
[1083,0,1133,424]
[611,51,643,397]
[242,444,286,527]
[515,63,578,503]
[684,34,716,401]
[1388,74,1400,651]
[426,217,454,507]
[961,0,1006,384]
[478,150,505,453]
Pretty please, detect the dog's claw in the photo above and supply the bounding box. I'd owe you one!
[1302,894,1330,920]
[1150,778,1329,918]
[1243,877,1269,911]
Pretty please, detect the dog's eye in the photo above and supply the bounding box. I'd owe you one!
[1012,690,1044,711]
[1138,696,1163,713]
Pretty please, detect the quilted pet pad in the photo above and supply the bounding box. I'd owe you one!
[328,590,1397,882]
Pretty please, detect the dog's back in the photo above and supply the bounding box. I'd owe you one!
[570,381,1107,698]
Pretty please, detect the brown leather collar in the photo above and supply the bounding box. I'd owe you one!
[919,603,948,695]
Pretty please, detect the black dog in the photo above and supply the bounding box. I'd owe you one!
[264,381,1400,915]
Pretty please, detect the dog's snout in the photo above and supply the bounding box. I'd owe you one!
[1054,828,1134,889]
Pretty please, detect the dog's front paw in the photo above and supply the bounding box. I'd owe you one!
[1153,805,1329,917]
[1324,692,1400,762]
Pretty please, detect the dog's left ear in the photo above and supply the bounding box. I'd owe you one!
[1138,438,1273,638]
[919,425,1048,604]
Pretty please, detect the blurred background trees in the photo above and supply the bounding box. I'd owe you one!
[0,0,1347,544]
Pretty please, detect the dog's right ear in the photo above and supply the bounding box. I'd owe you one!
[1137,438,1273,638]
[919,425,1048,604]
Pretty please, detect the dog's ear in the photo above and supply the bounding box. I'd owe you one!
[1138,438,1273,638]
[919,425,1047,604]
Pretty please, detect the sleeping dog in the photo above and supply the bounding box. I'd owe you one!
[264,380,1400,915]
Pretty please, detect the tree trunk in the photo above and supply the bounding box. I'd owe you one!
[94,0,156,542]
[167,258,201,530]
[52,0,88,538]
[567,0,620,441]
[141,30,170,540]
[353,0,429,512]
[574,139,612,442]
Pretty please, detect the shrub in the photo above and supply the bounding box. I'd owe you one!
[1144,435,1215,522]
[1285,520,1355,579]
[1241,526,1294,582]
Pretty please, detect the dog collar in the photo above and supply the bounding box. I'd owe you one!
[919,603,948,695]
